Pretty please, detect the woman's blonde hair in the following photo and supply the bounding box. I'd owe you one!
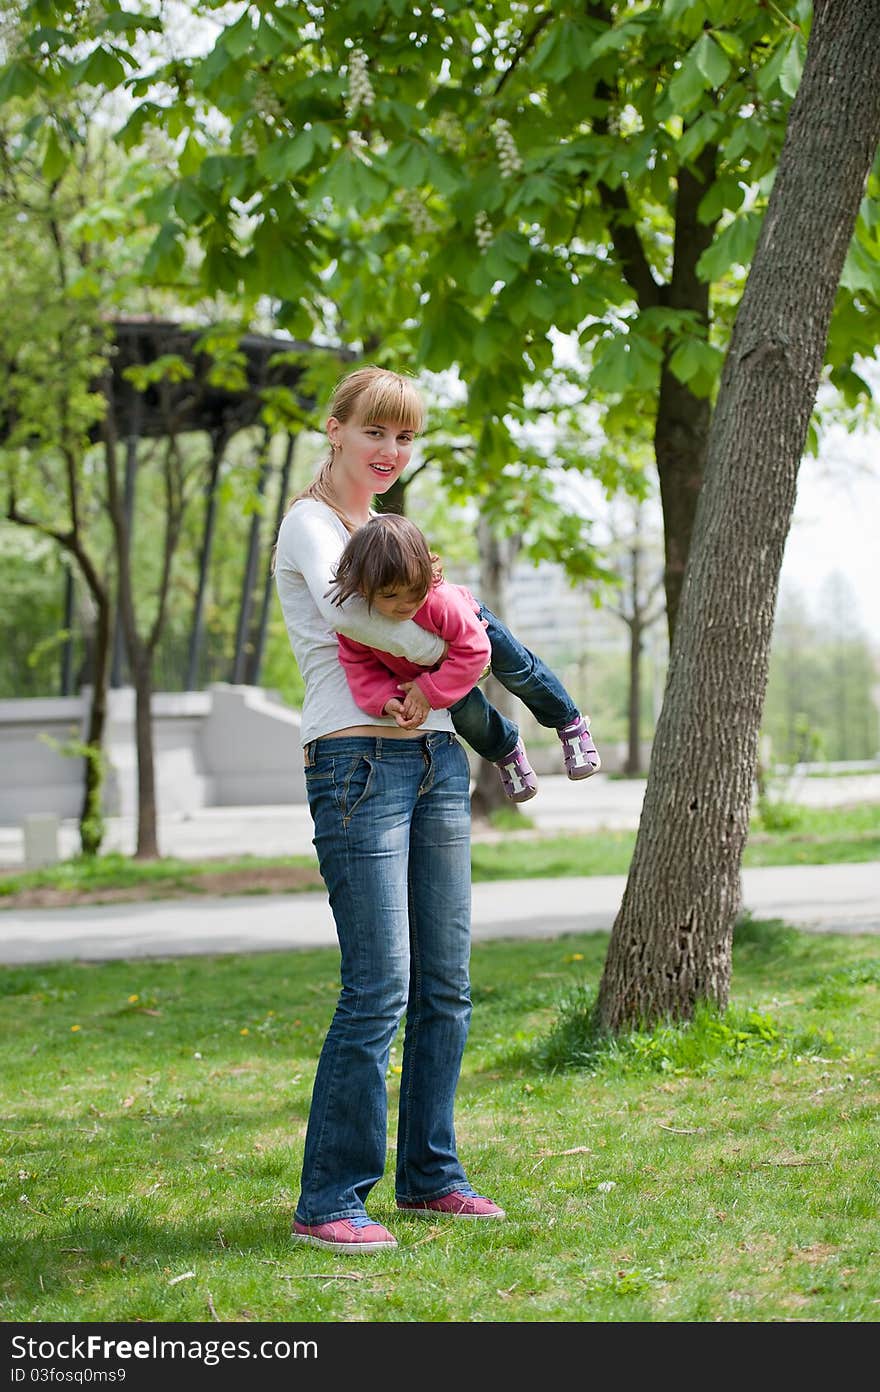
[287,366,425,536]
[329,513,443,609]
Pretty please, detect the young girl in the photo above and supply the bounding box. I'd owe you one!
[330,513,601,802]
[273,365,505,1254]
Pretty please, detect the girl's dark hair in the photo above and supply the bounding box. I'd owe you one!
[329,514,442,609]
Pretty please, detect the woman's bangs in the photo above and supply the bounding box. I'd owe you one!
[360,378,424,433]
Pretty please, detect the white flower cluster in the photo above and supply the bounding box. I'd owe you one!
[474,209,493,251]
[493,118,523,177]
[255,76,285,125]
[435,111,465,148]
[403,192,439,236]
[346,48,375,118]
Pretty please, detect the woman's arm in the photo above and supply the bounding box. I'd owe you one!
[280,503,446,665]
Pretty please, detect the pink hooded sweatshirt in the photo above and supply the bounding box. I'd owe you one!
[337,582,491,716]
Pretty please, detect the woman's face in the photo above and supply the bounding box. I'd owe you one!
[327,412,416,495]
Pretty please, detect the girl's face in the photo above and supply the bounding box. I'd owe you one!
[371,585,428,621]
[327,412,416,496]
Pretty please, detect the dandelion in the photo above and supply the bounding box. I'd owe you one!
[474,209,493,251]
[346,48,375,118]
[390,1064,403,1075]
[128,994,139,1004]
[565,953,584,963]
[240,1028,249,1036]
[493,118,523,177]
[596,1180,617,1193]
[70,1024,81,1032]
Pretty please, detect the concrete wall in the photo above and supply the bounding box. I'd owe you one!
[0,684,305,827]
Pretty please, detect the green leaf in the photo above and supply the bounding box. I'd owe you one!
[696,210,762,280]
[142,222,185,281]
[71,47,127,90]
[256,19,287,59]
[667,336,723,396]
[178,133,204,178]
[756,34,792,96]
[590,332,662,396]
[223,15,255,60]
[383,141,429,189]
[589,337,632,394]
[97,11,162,36]
[840,239,880,296]
[779,36,804,98]
[693,32,731,88]
[256,131,317,182]
[481,230,531,283]
[697,175,745,225]
[174,179,209,227]
[0,61,38,103]
[666,50,707,113]
[41,127,69,182]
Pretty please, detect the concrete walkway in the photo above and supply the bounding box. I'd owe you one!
[3,769,880,867]
[1,861,879,966]
[2,771,878,965]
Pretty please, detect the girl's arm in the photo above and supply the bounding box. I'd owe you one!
[282,503,446,665]
[337,636,405,718]
[412,586,492,708]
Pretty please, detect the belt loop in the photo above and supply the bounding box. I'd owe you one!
[303,740,316,768]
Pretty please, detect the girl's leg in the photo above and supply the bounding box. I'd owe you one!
[480,605,580,729]
[296,738,418,1225]
[448,686,519,763]
[395,733,474,1202]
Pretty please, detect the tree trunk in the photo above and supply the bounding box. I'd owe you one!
[131,649,159,859]
[110,425,139,687]
[624,614,642,778]
[249,430,298,686]
[654,147,716,645]
[232,429,271,684]
[78,587,112,856]
[597,0,880,1031]
[60,566,75,696]
[186,426,229,691]
[470,513,521,819]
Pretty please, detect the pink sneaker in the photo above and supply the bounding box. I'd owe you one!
[292,1214,398,1252]
[495,738,537,803]
[397,1186,506,1220]
[557,715,601,780]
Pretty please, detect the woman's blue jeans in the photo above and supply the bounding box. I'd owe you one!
[449,604,580,762]
[295,732,473,1225]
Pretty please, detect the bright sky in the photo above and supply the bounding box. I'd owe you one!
[781,423,880,646]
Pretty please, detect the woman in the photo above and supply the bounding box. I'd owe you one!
[273,366,505,1252]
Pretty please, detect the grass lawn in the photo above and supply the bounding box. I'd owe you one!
[1,919,877,1324]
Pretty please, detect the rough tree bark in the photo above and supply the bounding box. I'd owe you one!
[597,0,880,1031]
[103,374,189,859]
[470,512,522,819]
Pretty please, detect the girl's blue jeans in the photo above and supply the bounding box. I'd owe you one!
[295,732,473,1225]
[449,604,580,762]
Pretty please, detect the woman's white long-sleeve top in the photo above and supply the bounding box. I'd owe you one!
[274,498,454,745]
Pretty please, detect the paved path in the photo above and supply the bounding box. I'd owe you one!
[1,862,878,966]
[3,770,880,866]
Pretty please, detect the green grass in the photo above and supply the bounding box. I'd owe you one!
[4,803,877,902]
[0,920,877,1323]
